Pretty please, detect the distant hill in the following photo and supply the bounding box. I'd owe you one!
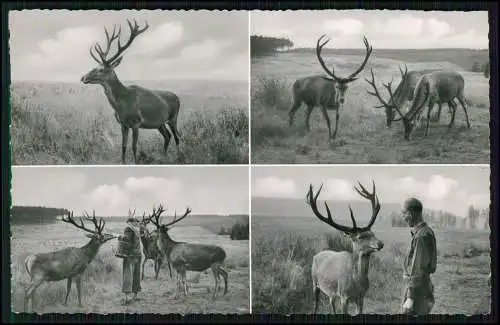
[10,206,70,225]
[286,48,489,72]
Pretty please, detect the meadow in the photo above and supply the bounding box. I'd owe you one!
[11,216,250,314]
[251,51,490,164]
[252,216,491,315]
[10,79,249,165]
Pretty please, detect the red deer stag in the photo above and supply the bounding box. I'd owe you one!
[369,66,452,128]
[129,209,172,280]
[307,181,384,315]
[366,67,471,140]
[288,34,372,139]
[147,205,229,299]
[24,211,115,312]
[81,19,182,164]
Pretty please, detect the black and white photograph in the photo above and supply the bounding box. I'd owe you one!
[250,10,490,164]
[9,10,249,165]
[11,166,250,314]
[251,165,490,315]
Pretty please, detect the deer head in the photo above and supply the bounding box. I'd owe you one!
[316,34,372,108]
[307,181,384,255]
[81,19,149,85]
[61,210,115,243]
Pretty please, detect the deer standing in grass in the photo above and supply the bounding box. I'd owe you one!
[24,211,115,312]
[307,181,384,315]
[147,205,229,299]
[288,35,373,139]
[366,66,471,140]
[370,66,453,128]
[81,19,182,164]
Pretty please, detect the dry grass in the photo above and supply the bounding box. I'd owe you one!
[10,80,249,165]
[251,52,490,164]
[251,216,491,315]
[11,218,250,314]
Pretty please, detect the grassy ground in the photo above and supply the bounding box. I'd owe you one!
[11,218,250,314]
[251,52,490,164]
[251,216,491,315]
[10,80,249,165]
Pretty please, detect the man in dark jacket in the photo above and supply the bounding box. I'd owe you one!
[401,197,438,315]
[120,217,143,305]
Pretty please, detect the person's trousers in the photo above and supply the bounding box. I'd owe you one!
[122,256,142,294]
[402,280,435,315]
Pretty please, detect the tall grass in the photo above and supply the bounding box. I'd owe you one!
[10,84,248,165]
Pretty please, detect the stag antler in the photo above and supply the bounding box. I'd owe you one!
[162,207,192,227]
[62,210,105,235]
[90,19,149,65]
[353,180,381,231]
[146,204,166,228]
[365,67,407,119]
[316,34,373,83]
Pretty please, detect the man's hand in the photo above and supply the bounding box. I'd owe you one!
[402,298,414,314]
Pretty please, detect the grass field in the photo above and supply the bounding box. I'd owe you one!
[251,51,490,164]
[10,79,249,165]
[252,216,491,315]
[11,216,250,314]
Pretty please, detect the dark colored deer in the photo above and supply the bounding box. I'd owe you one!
[288,34,372,139]
[81,19,182,164]
[147,205,229,299]
[24,211,115,312]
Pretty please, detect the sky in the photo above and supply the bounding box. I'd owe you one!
[8,10,249,82]
[12,167,249,216]
[251,10,489,50]
[252,165,490,217]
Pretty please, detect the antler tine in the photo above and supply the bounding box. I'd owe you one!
[316,34,340,81]
[353,180,381,231]
[366,68,392,108]
[163,207,192,227]
[345,35,373,82]
[61,210,98,235]
[89,47,102,64]
[307,183,355,234]
[348,205,358,229]
[105,19,149,65]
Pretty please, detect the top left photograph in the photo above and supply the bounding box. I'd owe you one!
[9,10,249,165]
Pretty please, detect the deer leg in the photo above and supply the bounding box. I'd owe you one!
[154,258,160,280]
[141,258,147,280]
[340,296,349,314]
[332,108,340,139]
[320,107,332,139]
[24,276,44,313]
[219,266,228,295]
[329,296,337,314]
[448,100,457,129]
[305,105,314,132]
[75,276,83,308]
[121,125,129,164]
[356,298,364,315]
[64,277,72,306]
[457,95,471,128]
[288,100,302,126]
[313,288,321,314]
[425,101,433,136]
[158,124,172,155]
[211,268,219,299]
[132,127,139,164]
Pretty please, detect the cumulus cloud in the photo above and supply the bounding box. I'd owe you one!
[323,18,363,35]
[254,177,297,197]
[323,178,359,200]
[427,175,459,200]
[128,21,184,56]
[180,38,232,61]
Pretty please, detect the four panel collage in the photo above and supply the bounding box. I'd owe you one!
[9,9,491,316]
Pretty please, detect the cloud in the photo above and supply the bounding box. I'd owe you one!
[427,175,459,200]
[323,178,358,200]
[426,18,453,38]
[377,13,424,36]
[254,177,297,197]
[180,38,232,61]
[129,21,184,56]
[87,184,130,215]
[323,18,363,35]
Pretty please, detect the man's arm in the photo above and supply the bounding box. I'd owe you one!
[406,234,432,299]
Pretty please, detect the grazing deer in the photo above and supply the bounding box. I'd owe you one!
[81,19,182,164]
[288,34,372,139]
[129,209,171,280]
[147,205,229,299]
[369,66,452,128]
[366,66,471,140]
[307,181,384,315]
[24,211,115,312]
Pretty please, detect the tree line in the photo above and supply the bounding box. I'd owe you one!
[251,35,294,58]
[11,205,70,225]
[390,205,489,230]
[471,60,490,78]
[218,216,249,240]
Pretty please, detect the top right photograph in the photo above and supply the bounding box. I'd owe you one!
[250,10,490,165]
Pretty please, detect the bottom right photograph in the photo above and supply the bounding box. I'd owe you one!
[251,165,491,315]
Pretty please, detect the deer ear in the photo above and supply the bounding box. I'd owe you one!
[85,234,94,239]
[110,57,123,68]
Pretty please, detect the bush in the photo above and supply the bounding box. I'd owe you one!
[230,219,249,240]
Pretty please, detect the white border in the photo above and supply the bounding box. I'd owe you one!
[247,10,253,315]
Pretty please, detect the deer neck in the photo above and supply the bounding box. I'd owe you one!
[351,250,371,291]
[159,230,179,257]
[100,73,131,116]
[80,237,103,262]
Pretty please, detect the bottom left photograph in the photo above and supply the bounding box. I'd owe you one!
[10,166,250,314]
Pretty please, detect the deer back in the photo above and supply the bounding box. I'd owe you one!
[170,242,226,272]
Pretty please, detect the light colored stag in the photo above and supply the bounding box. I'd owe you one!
[147,205,229,299]
[24,211,115,312]
[81,19,182,164]
[366,66,471,140]
[307,181,384,315]
[288,35,373,139]
[370,66,452,127]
